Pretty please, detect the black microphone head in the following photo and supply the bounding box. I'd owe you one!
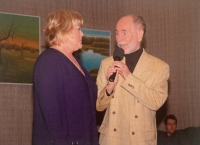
[113,47,124,61]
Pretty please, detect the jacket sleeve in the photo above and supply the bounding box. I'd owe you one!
[96,59,113,111]
[121,64,170,111]
[34,55,69,144]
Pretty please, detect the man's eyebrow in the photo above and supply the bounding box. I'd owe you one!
[115,29,127,32]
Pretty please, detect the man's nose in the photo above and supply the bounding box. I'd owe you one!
[116,34,124,42]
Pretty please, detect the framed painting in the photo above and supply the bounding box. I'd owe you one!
[74,28,111,81]
[0,12,40,84]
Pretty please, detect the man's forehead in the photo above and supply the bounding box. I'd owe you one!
[167,119,176,123]
[116,23,133,31]
[116,20,135,32]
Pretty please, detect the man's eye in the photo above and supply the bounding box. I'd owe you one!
[123,32,127,35]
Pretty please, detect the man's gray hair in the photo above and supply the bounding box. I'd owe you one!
[130,14,146,34]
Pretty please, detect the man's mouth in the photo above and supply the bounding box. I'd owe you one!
[118,43,127,48]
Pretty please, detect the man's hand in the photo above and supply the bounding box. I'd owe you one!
[106,61,130,94]
[112,61,130,79]
[106,63,119,94]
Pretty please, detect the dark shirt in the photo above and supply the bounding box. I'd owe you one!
[157,130,189,145]
[125,48,143,72]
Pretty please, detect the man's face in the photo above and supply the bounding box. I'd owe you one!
[166,119,177,136]
[115,16,142,54]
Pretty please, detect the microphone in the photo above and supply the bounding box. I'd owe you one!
[109,47,124,82]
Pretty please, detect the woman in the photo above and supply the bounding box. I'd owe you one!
[32,10,99,145]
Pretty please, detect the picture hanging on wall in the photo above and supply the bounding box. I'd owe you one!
[0,12,40,84]
[74,28,111,81]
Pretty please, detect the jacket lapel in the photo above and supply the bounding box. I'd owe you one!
[133,49,151,82]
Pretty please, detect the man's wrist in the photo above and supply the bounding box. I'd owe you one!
[105,83,114,95]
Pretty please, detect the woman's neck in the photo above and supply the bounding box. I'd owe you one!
[51,45,74,58]
[51,45,85,76]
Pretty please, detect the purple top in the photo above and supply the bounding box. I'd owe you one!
[32,48,99,145]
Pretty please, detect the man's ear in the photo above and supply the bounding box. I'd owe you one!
[137,29,144,42]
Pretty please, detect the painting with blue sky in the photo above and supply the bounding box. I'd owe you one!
[75,28,111,81]
[82,29,110,38]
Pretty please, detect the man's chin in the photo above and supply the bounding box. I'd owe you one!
[169,131,175,134]
[124,49,131,54]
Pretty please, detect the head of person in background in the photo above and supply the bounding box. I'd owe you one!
[115,14,146,54]
[44,9,84,55]
[164,114,178,136]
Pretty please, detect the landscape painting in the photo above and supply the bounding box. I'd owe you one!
[74,28,111,81]
[0,12,40,84]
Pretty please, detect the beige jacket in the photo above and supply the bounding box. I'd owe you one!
[96,49,170,145]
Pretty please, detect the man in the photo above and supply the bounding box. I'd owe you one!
[96,14,170,145]
[164,114,178,137]
[157,114,189,145]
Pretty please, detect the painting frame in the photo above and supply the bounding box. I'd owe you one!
[0,12,40,85]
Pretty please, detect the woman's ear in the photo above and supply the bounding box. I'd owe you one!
[57,34,63,46]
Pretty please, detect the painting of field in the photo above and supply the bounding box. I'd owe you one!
[74,28,111,81]
[0,12,40,84]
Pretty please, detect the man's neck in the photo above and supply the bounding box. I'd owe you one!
[167,132,173,137]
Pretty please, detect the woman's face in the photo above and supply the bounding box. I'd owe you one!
[68,25,84,51]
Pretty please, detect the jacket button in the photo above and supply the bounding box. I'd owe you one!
[114,128,117,131]
[132,132,135,135]
[100,97,104,100]
[135,115,138,118]
[128,83,134,89]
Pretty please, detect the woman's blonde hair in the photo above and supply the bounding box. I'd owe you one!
[44,10,83,46]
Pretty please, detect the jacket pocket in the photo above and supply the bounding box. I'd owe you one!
[99,124,108,135]
[144,131,156,141]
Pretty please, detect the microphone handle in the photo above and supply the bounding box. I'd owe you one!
[109,71,117,82]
